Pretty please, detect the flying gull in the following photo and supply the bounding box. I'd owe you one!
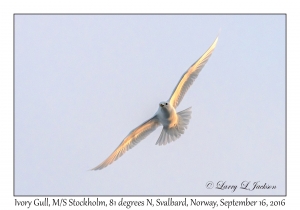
[92,36,218,170]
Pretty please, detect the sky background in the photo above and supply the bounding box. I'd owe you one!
[14,14,285,196]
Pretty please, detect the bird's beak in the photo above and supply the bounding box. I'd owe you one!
[160,104,164,107]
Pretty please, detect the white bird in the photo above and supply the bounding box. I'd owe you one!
[92,36,218,170]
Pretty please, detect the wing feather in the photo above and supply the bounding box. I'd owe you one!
[169,37,218,108]
[91,116,161,170]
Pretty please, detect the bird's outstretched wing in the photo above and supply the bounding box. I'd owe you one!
[91,116,161,170]
[169,37,218,108]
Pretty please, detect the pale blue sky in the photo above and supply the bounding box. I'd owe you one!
[15,14,285,195]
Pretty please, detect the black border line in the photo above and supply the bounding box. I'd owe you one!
[13,13,287,197]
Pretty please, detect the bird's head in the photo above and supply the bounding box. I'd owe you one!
[159,102,169,108]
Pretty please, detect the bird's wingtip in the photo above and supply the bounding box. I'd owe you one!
[213,28,221,44]
[89,167,97,171]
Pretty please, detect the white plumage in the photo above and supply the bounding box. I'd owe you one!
[92,36,218,170]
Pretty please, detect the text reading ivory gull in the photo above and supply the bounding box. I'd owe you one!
[92,36,218,170]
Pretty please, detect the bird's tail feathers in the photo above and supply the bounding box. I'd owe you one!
[155,107,192,146]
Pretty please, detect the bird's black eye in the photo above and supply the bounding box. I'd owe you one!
[166,103,168,105]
